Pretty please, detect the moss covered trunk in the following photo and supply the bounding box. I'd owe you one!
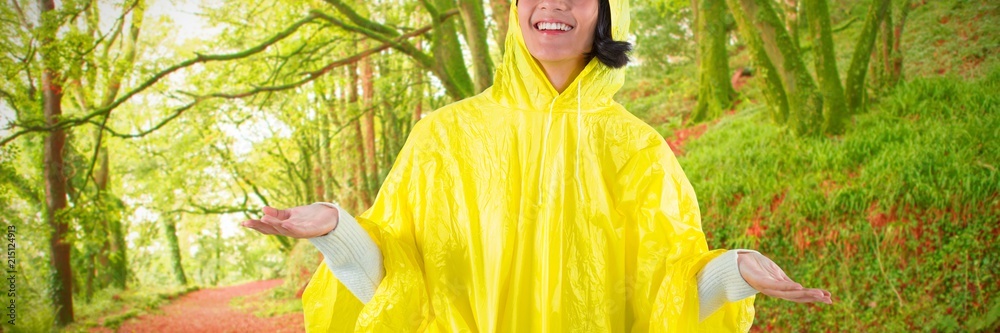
[457,0,494,93]
[429,0,475,99]
[39,0,75,325]
[735,0,822,135]
[693,0,736,122]
[726,0,790,124]
[163,217,188,285]
[845,0,890,113]
[804,0,848,134]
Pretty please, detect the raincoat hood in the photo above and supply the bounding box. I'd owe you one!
[491,0,630,111]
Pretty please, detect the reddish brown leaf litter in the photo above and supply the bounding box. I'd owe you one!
[111,279,303,333]
[666,123,708,156]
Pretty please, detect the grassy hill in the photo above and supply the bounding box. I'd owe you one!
[619,0,999,331]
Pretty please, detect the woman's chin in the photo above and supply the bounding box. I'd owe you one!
[529,52,586,66]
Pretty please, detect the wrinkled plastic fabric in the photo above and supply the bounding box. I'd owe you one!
[302,0,755,331]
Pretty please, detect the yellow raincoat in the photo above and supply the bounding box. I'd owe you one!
[302,0,755,331]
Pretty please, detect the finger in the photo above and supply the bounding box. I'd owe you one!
[761,287,828,303]
[243,219,281,235]
[803,288,833,303]
[755,275,804,292]
[262,206,290,220]
[785,288,829,303]
[260,214,285,226]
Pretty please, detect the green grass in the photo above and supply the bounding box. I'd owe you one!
[677,67,999,331]
[900,0,1000,79]
[229,282,303,318]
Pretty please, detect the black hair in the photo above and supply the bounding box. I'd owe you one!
[586,0,631,68]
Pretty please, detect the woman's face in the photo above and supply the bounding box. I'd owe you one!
[518,0,599,66]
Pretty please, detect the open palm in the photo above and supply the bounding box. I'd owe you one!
[738,251,833,304]
[241,204,340,239]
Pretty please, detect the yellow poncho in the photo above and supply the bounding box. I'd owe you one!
[302,0,755,331]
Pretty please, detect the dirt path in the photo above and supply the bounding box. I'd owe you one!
[110,279,304,333]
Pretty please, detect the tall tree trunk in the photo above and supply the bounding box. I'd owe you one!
[300,137,317,204]
[692,0,735,122]
[490,0,511,55]
[163,216,188,285]
[347,64,371,210]
[784,0,801,48]
[316,107,331,202]
[804,0,848,134]
[213,223,221,285]
[108,204,127,289]
[93,135,110,290]
[872,3,893,94]
[326,83,344,203]
[360,50,378,202]
[730,0,822,135]
[40,0,74,325]
[428,0,475,99]
[94,145,127,289]
[727,0,790,124]
[94,0,142,291]
[84,251,95,301]
[457,0,494,92]
[413,40,425,125]
[844,0,890,113]
[889,0,912,87]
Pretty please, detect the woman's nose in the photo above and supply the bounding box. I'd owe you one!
[538,0,569,11]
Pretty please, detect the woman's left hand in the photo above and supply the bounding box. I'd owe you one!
[738,251,833,304]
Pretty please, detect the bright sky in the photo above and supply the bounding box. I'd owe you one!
[0,0,217,137]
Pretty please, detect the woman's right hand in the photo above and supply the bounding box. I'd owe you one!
[241,203,340,239]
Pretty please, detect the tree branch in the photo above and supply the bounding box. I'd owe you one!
[166,203,252,216]
[94,21,440,140]
[310,8,458,74]
[0,12,322,146]
[9,0,33,30]
[323,0,402,37]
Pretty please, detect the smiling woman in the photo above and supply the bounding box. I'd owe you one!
[518,0,632,92]
[242,0,831,331]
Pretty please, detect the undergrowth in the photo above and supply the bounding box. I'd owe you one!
[680,67,999,331]
[60,284,200,332]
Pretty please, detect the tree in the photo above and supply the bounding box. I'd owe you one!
[37,0,74,324]
[692,0,736,122]
[316,0,490,99]
[844,0,890,114]
[723,0,902,135]
[726,0,823,135]
[1,1,503,323]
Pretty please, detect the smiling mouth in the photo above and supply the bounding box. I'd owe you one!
[535,22,574,32]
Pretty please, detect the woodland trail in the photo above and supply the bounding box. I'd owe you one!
[100,279,304,333]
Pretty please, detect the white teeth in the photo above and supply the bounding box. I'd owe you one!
[536,22,572,31]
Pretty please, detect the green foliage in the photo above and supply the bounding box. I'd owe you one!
[679,67,999,331]
[66,284,200,331]
[1,267,58,333]
[0,0,994,329]
[631,2,697,74]
[618,65,698,138]
[285,239,320,296]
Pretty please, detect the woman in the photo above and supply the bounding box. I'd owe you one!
[242,0,832,331]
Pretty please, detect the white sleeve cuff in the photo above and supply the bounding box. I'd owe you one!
[307,202,384,303]
[696,249,759,321]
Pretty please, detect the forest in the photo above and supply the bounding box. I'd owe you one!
[0,0,997,331]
